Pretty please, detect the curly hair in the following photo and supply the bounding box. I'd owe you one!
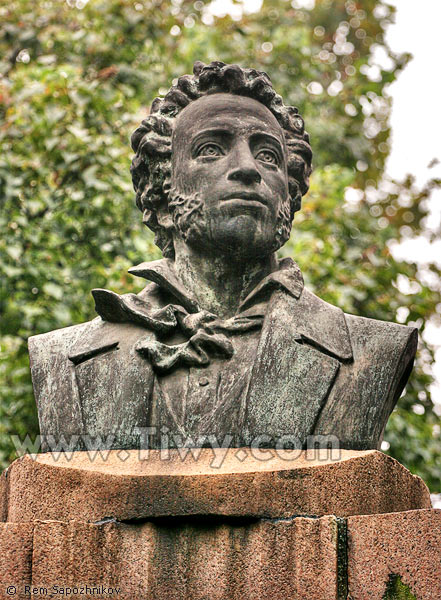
[130,61,313,258]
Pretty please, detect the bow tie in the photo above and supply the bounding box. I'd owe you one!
[92,288,263,374]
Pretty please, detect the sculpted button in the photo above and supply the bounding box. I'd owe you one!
[199,377,209,386]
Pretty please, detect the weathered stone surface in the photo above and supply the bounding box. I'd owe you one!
[347,509,441,599]
[3,449,430,523]
[29,61,417,454]
[31,516,340,600]
[0,522,33,600]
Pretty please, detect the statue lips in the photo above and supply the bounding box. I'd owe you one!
[220,191,268,212]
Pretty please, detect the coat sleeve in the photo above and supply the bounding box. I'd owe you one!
[313,314,418,450]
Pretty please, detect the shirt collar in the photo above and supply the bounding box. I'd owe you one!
[128,257,304,315]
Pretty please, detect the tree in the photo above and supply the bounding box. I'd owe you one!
[1,0,440,489]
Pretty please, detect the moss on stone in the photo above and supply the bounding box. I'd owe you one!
[336,517,348,599]
[382,574,417,600]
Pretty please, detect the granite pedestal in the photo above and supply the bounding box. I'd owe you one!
[0,449,439,600]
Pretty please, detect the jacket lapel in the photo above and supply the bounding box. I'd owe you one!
[243,288,353,446]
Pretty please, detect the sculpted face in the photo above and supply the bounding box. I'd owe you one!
[170,93,290,258]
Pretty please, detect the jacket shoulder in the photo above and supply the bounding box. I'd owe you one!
[300,288,417,348]
[294,288,417,366]
[28,318,102,361]
[344,311,417,348]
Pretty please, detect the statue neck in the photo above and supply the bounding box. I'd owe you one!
[173,238,277,318]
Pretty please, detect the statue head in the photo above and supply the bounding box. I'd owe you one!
[130,61,312,259]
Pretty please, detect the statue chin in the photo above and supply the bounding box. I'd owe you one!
[182,213,278,259]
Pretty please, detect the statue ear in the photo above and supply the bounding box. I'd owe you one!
[155,176,174,231]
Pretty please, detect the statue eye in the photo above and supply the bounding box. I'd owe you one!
[256,149,278,165]
[198,143,224,157]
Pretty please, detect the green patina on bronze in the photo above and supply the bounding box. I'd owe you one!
[382,574,418,600]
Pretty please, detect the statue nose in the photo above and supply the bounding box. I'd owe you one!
[227,165,262,185]
[227,147,262,185]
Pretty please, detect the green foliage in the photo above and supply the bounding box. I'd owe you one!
[1,0,440,488]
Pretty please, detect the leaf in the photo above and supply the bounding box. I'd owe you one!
[42,283,63,300]
[67,125,91,142]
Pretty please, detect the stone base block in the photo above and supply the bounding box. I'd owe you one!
[0,511,440,599]
[1,449,431,522]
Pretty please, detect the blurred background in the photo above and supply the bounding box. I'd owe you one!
[1,0,440,492]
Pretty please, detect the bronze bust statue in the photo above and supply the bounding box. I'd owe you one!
[29,61,417,452]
